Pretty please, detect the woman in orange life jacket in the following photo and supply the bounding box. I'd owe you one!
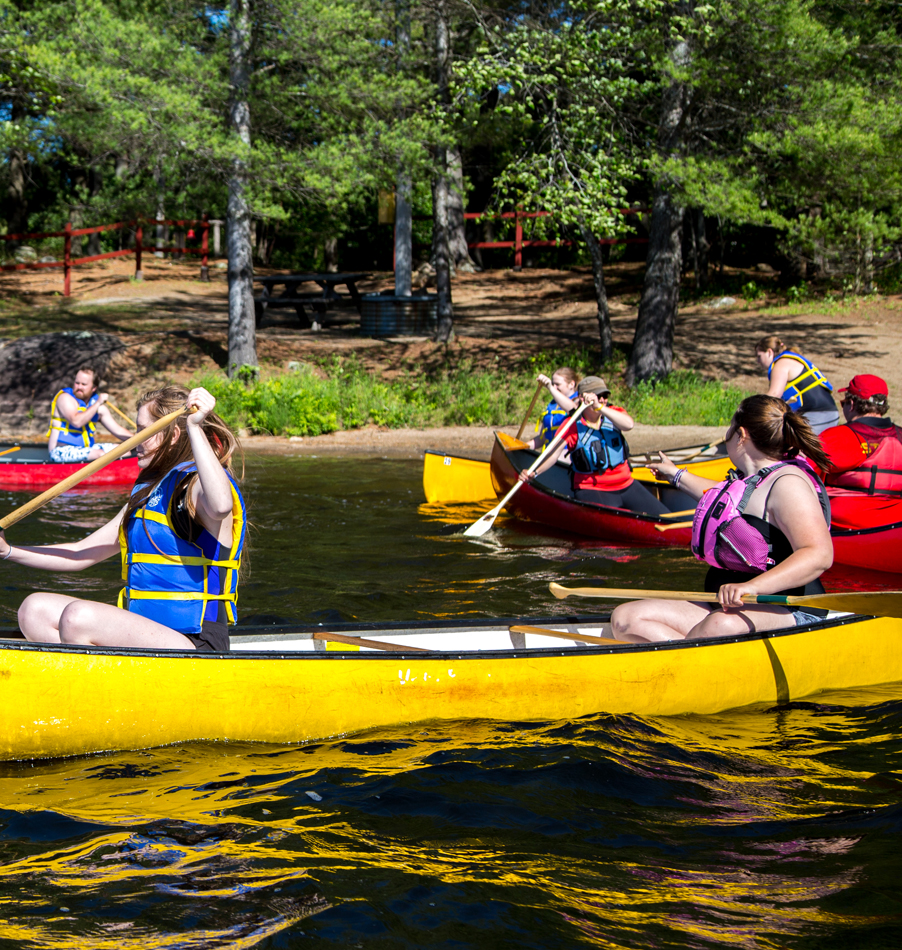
[1,385,244,653]
[518,375,671,515]
[755,334,839,434]
[811,375,902,497]
[609,395,834,643]
[522,367,580,452]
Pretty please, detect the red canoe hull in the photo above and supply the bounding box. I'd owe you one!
[490,434,693,547]
[0,444,138,488]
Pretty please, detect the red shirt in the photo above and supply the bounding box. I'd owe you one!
[564,410,633,491]
[813,419,890,479]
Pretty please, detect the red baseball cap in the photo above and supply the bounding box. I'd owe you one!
[839,374,888,398]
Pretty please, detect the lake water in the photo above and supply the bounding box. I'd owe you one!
[0,455,900,948]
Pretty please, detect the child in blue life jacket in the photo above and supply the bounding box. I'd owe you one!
[609,394,833,643]
[755,334,839,434]
[5,385,245,654]
[519,375,671,515]
[523,367,580,451]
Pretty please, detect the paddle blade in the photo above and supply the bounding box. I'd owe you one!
[780,590,902,618]
[463,506,501,537]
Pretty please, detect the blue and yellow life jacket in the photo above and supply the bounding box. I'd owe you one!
[768,351,833,412]
[569,416,627,474]
[535,393,578,447]
[47,387,98,448]
[118,461,246,636]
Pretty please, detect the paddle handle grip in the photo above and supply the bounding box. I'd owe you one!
[0,405,189,531]
[515,383,545,441]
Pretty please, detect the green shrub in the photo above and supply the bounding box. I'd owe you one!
[785,283,809,304]
[877,260,902,295]
[741,280,762,301]
[197,351,750,435]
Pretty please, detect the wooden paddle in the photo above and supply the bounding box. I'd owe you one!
[464,403,589,538]
[509,624,622,646]
[0,405,189,531]
[548,582,902,618]
[0,446,21,458]
[106,401,137,429]
[515,383,544,441]
[655,520,693,532]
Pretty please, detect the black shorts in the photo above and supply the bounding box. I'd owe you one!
[185,620,231,653]
[573,480,671,516]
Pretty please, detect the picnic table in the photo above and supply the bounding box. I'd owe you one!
[254,272,371,329]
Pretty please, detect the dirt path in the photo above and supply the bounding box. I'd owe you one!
[2,256,900,443]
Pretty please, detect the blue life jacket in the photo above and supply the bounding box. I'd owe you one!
[118,461,246,636]
[768,351,833,411]
[569,416,627,474]
[47,387,99,447]
[535,393,578,447]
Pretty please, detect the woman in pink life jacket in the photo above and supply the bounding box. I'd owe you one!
[609,395,834,642]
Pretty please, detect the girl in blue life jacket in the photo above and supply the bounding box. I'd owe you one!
[609,395,833,644]
[3,386,245,653]
[755,334,839,434]
[522,367,580,451]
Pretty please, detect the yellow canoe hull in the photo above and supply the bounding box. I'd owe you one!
[424,443,733,502]
[423,450,496,503]
[0,613,900,760]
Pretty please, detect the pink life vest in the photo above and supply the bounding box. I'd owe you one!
[691,459,830,574]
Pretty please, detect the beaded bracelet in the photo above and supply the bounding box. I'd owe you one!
[1,546,12,561]
[670,468,686,489]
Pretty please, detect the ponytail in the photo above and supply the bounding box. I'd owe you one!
[731,394,830,471]
[755,334,786,356]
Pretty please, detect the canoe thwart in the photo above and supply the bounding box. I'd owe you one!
[509,624,622,646]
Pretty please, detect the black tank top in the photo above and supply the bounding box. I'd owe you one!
[704,513,826,603]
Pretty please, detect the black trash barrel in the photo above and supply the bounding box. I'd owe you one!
[360,293,437,337]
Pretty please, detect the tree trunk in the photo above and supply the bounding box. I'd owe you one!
[227,0,257,376]
[324,236,338,272]
[578,221,612,362]
[87,165,102,257]
[694,207,709,291]
[432,0,453,342]
[627,28,691,386]
[394,0,412,296]
[154,163,166,258]
[447,146,476,272]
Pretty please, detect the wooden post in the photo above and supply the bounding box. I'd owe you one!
[63,221,72,296]
[201,213,210,281]
[514,209,523,270]
[135,222,143,280]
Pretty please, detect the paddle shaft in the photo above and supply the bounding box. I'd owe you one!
[463,402,589,536]
[548,583,902,618]
[0,406,189,531]
[106,401,137,429]
[0,446,21,458]
[516,383,545,441]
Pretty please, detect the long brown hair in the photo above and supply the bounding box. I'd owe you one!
[729,394,830,471]
[123,386,239,528]
[755,335,786,355]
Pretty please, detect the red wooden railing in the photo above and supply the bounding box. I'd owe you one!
[465,209,648,269]
[0,215,212,296]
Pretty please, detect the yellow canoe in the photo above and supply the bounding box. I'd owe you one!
[0,611,899,760]
[423,442,732,503]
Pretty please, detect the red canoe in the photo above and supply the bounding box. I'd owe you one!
[829,493,902,573]
[490,432,696,546]
[0,443,138,488]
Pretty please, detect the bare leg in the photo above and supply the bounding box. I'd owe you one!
[20,593,196,650]
[611,599,712,642]
[688,604,796,639]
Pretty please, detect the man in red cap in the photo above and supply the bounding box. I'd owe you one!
[812,374,902,496]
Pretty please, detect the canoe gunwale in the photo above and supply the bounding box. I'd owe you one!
[0,610,869,660]
[830,519,902,538]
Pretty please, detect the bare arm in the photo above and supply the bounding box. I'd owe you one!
[518,437,567,482]
[716,474,833,607]
[600,404,634,432]
[0,507,125,571]
[646,451,723,501]
[765,357,796,399]
[185,388,234,536]
[95,406,133,442]
[56,391,105,430]
[537,374,577,412]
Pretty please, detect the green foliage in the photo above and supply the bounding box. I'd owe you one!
[877,261,902,295]
[197,355,748,436]
[741,281,762,301]
[785,283,810,304]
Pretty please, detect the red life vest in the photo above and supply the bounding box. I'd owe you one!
[825,421,902,497]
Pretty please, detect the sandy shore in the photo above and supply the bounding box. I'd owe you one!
[239,423,726,460]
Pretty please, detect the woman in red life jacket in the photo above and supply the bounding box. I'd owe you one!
[518,375,670,515]
[813,375,902,496]
[1,386,245,653]
[755,334,839,434]
[609,395,833,642]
